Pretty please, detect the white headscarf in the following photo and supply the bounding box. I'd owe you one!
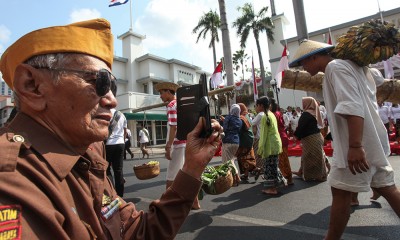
[230,104,240,117]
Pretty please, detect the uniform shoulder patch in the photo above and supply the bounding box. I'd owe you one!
[0,205,22,240]
[0,132,23,172]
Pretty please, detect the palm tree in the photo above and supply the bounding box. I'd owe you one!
[232,49,249,81]
[218,0,235,103]
[233,3,274,95]
[192,10,221,68]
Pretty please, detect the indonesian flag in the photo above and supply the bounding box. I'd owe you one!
[327,31,332,45]
[211,61,223,88]
[252,56,258,102]
[109,0,129,7]
[275,45,289,89]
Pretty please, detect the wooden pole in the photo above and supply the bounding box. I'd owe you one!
[131,85,236,113]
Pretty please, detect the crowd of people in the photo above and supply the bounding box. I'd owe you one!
[1,19,399,240]
[217,95,330,194]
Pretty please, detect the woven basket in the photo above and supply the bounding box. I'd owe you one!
[133,163,160,180]
[203,170,233,195]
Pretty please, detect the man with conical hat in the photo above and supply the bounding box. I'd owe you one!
[155,81,201,210]
[0,19,223,239]
[290,39,400,239]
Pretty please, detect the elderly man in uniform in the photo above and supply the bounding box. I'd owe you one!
[289,39,400,240]
[0,19,222,239]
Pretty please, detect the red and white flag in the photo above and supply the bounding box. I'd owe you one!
[109,0,129,7]
[211,61,223,88]
[327,31,332,45]
[275,45,289,89]
[252,56,258,102]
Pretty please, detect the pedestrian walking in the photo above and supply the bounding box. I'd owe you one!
[290,39,400,240]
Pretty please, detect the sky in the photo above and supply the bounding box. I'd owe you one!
[0,0,399,78]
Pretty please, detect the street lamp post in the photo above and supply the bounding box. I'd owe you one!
[270,79,280,107]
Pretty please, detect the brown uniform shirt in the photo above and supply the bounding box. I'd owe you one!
[0,113,201,240]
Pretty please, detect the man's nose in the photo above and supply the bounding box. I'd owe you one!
[100,90,118,108]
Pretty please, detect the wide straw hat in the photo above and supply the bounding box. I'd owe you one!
[289,39,334,68]
[155,82,180,92]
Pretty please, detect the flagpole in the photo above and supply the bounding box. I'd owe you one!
[129,0,133,31]
[377,0,384,22]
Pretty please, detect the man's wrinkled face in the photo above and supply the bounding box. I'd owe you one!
[43,56,117,147]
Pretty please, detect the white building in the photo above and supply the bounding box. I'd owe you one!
[268,7,400,108]
[0,95,13,127]
[104,31,211,146]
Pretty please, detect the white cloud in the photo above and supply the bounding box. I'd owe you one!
[133,0,271,72]
[69,9,102,23]
[0,25,11,53]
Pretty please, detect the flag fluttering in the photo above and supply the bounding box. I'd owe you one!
[327,32,332,45]
[211,61,224,88]
[252,56,258,102]
[275,45,289,89]
[109,0,129,7]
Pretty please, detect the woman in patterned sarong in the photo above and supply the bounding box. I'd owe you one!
[236,103,261,181]
[293,97,327,182]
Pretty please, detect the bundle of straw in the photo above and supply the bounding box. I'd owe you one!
[376,80,400,103]
[281,69,400,104]
[281,70,324,92]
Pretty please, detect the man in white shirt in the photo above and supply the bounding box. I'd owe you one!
[138,125,150,158]
[124,128,134,159]
[290,39,400,240]
[378,101,391,138]
[105,108,128,197]
[289,110,300,146]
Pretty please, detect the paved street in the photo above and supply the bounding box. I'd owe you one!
[122,147,400,240]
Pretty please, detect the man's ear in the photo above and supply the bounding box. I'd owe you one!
[13,64,47,111]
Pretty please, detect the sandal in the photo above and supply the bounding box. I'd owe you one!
[240,175,249,181]
[253,168,262,181]
[325,158,331,174]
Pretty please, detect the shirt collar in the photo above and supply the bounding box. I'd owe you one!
[9,113,83,180]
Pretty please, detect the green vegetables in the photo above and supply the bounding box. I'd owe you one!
[199,162,237,198]
[147,161,159,165]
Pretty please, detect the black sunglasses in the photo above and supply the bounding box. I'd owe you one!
[32,66,117,97]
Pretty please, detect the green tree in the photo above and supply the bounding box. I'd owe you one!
[232,49,249,81]
[192,10,221,68]
[233,2,274,95]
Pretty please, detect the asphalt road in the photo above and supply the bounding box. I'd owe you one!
[121,147,400,240]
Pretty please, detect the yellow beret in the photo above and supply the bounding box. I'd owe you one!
[0,18,114,89]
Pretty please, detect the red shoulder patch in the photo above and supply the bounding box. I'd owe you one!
[0,205,22,240]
